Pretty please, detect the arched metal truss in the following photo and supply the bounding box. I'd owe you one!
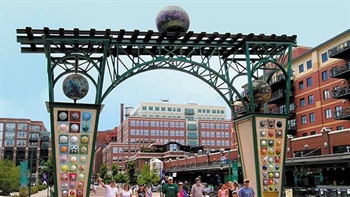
[16,27,296,118]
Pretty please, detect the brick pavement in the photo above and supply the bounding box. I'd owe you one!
[30,186,162,197]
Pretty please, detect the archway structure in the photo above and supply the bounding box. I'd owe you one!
[17,27,297,197]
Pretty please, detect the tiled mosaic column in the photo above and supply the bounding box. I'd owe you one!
[234,114,288,197]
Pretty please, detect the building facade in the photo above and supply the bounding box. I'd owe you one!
[0,118,50,185]
[95,101,234,171]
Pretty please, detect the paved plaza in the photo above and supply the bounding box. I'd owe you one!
[28,186,162,197]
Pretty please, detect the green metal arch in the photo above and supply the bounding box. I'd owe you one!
[101,58,250,117]
[251,58,288,83]
[50,54,100,87]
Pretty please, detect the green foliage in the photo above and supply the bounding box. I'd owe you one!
[0,159,20,195]
[111,163,119,177]
[115,172,128,183]
[99,163,108,181]
[19,187,29,197]
[42,154,55,186]
[136,163,160,185]
[127,162,137,185]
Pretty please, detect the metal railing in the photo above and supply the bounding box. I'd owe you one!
[330,61,350,77]
[328,39,350,57]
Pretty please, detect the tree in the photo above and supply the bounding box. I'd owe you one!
[127,162,137,185]
[99,164,108,181]
[137,163,160,185]
[0,159,20,195]
[111,163,119,177]
[115,172,128,183]
[40,154,54,186]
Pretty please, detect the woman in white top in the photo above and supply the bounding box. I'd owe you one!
[119,184,132,197]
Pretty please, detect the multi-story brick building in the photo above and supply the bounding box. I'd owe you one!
[0,118,50,185]
[95,101,234,171]
[161,29,350,193]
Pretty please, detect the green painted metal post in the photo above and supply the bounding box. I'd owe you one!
[29,148,33,197]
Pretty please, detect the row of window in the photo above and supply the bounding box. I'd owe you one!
[202,140,231,146]
[297,52,329,74]
[200,123,230,129]
[300,126,345,137]
[0,123,41,132]
[201,131,230,138]
[140,115,225,120]
[130,129,186,136]
[140,106,225,114]
[300,106,342,125]
[298,71,329,90]
[142,106,182,112]
[4,140,39,147]
[299,95,314,107]
[130,120,185,128]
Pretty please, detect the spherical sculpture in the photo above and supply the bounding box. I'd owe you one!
[62,74,89,100]
[156,6,190,33]
[246,80,272,105]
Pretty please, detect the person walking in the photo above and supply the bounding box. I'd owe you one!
[98,178,119,197]
[238,179,255,197]
[228,181,239,197]
[119,184,132,197]
[162,177,179,197]
[218,184,228,197]
[145,185,152,197]
[137,184,146,197]
[190,177,205,197]
[178,182,189,197]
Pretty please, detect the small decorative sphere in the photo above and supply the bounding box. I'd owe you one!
[78,174,85,180]
[268,157,274,163]
[59,112,68,120]
[269,173,274,178]
[268,140,274,147]
[260,130,266,137]
[276,148,281,155]
[62,74,89,100]
[70,136,78,143]
[261,148,267,155]
[276,140,281,146]
[269,164,274,171]
[82,112,91,121]
[71,112,80,120]
[275,172,280,178]
[61,165,68,172]
[261,140,267,146]
[80,156,86,162]
[60,155,68,163]
[81,136,89,143]
[246,80,272,105]
[268,130,274,137]
[59,124,68,132]
[70,124,79,132]
[263,179,268,185]
[268,148,274,155]
[82,124,90,132]
[263,172,268,178]
[262,165,267,170]
[275,165,280,170]
[156,5,190,33]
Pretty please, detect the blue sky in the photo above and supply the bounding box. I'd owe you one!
[0,0,349,131]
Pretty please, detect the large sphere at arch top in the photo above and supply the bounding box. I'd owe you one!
[246,80,272,105]
[156,5,190,33]
[62,74,89,100]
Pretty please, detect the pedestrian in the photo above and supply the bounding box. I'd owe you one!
[190,177,205,197]
[232,191,238,197]
[238,179,255,197]
[227,181,239,197]
[137,184,146,197]
[162,177,179,197]
[98,178,119,197]
[203,191,209,197]
[178,182,189,197]
[119,184,132,197]
[218,184,228,197]
[145,184,152,197]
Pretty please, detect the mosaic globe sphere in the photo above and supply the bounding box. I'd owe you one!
[246,80,272,105]
[62,74,89,100]
[156,5,190,33]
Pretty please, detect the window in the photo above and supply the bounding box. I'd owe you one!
[142,106,147,110]
[113,147,118,153]
[336,126,344,130]
[310,131,317,135]
[325,108,332,119]
[18,123,27,130]
[298,64,304,73]
[155,107,159,111]
[161,107,166,111]
[306,77,312,87]
[309,113,315,123]
[299,81,304,90]
[335,106,342,118]
[322,71,328,81]
[307,60,312,69]
[300,98,305,107]
[323,89,330,100]
[301,115,307,124]
[167,107,172,111]
[148,106,153,110]
[321,52,328,63]
[308,95,314,105]
[302,133,307,137]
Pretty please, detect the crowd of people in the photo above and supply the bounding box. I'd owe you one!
[96,177,255,197]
